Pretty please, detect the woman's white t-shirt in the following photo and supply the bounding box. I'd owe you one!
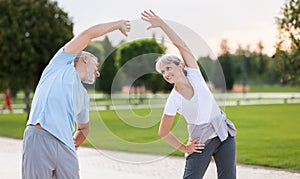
[163,67,221,125]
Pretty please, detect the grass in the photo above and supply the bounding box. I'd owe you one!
[0,104,299,170]
[248,84,300,92]
[225,104,300,170]
[85,108,187,156]
[0,113,27,138]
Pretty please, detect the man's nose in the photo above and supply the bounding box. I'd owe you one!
[96,71,100,77]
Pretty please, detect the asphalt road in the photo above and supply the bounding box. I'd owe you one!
[1,137,299,179]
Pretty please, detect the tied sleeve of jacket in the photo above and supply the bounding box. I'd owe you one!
[211,111,237,142]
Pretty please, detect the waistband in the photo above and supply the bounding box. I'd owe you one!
[25,125,56,140]
[187,111,236,143]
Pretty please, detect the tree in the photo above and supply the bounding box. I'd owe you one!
[256,41,267,78]
[97,36,118,95]
[0,0,73,116]
[216,39,234,90]
[252,41,269,86]
[115,38,165,94]
[233,44,250,92]
[275,0,300,86]
[197,57,211,82]
[148,73,166,94]
[85,41,104,63]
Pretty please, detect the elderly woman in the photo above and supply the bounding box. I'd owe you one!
[141,10,237,179]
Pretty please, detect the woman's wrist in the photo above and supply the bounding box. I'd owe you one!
[180,144,188,153]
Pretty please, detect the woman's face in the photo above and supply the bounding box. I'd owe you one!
[160,62,183,84]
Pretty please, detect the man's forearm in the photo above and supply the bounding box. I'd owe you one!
[73,125,90,149]
[64,20,129,54]
[82,20,125,40]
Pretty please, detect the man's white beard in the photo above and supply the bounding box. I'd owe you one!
[83,66,95,84]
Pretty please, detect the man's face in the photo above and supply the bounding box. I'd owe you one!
[83,57,100,85]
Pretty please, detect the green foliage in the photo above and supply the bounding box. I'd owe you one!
[115,38,166,92]
[85,41,104,63]
[276,48,300,85]
[202,40,283,89]
[148,73,168,93]
[215,39,235,90]
[198,57,217,81]
[275,0,300,86]
[0,0,73,94]
[97,36,119,94]
[218,54,235,90]
[233,46,279,85]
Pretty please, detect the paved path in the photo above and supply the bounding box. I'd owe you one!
[1,137,299,179]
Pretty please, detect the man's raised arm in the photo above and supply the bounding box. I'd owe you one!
[64,20,130,54]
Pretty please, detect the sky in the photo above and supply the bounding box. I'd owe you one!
[53,0,286,57]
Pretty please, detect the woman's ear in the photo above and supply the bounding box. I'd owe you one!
[178,62,185,69]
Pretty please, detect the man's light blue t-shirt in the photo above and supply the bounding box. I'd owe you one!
[27,48,89,153]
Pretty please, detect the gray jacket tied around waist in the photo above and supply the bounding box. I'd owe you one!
[187,110,236,148]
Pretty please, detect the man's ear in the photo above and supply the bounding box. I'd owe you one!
[82,56,88,64]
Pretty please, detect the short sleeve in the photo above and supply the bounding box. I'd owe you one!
[185,67,204,80]
[163,91,181,116]
[76,94,89,124]
[49,47,78,65]
[73,75,89,124]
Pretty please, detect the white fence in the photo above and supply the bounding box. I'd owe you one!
[89,92,300,111]
[214,92,300,106]
[2,92,300,114]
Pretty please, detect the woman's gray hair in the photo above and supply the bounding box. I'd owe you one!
[155,54,187,76]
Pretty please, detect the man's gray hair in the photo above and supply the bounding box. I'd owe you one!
[75,51,97,62]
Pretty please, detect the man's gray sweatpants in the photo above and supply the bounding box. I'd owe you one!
[183,135,236,179]
[22,125,79,179]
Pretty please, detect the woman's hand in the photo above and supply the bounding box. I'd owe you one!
[141,10,163,30]
[184,137,205,153]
